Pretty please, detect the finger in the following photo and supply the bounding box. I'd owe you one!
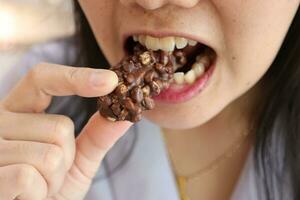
[0,111,76,170]
[56,114,132,199]
[0,140,66,196]
[0,164,47,200]
[75,114,132,178]
[2,63,118,113]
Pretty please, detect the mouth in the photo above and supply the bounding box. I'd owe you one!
[124,34,217,104]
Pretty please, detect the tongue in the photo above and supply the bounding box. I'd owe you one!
[182,43,202,55]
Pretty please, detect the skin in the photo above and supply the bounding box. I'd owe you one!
[78,0,299,199]
[0,64,131,200]
[0,0,298,200]
[79,0,299,129]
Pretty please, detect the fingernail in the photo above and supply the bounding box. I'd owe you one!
[90,70,118,87]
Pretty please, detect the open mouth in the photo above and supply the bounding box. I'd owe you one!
[125,35,217,85]
[124,34,217,103]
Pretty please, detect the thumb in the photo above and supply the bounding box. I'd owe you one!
[56,113,132,200]
[75,113,132,178]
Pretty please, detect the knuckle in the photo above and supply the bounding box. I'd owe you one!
[43,145,64,173]
[28,63,53,86]
[26,63,52,112]
[67,68,80,83]
[53,116,75,143]
[28,63,45,81]
[15,164,37,189]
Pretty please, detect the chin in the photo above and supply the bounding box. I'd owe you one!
[143,106,209,130]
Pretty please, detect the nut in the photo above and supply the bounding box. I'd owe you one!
[139,51,151,65]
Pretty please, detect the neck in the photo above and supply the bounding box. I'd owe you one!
[162,83,261,199]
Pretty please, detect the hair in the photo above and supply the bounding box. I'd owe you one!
[72,2,300,199]
[69,2,110,133]
[254,5,300,199]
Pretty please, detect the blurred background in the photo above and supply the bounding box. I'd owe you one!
[0,0,75,83]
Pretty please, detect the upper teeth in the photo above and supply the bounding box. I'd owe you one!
[175,37,188,49]
[160,36,175,52]
[134,35,198,52]
[132,34,213,86]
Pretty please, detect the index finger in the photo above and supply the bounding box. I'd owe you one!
[2,63,118,113]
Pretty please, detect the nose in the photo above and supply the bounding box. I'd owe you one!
[120,0,199,10]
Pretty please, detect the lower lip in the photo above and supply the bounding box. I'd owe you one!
[153,62,216,104]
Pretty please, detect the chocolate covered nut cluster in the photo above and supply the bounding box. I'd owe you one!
[98,44,186,122]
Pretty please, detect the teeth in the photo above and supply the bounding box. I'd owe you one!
[173,62,206,85]
[132,34,212,85]
[141,36,176,52]
[173,72,185,84]
[192,62,205,76]
[172,56,209,85]
[136,35,194,52]
[196,54,211,67]
[138,35,146,46]
[188,39,197,46]
[135,34,198,51]
[175,37,188,49]
[184,70,196,84]
[160,37,175,52]
[145,36,160,51]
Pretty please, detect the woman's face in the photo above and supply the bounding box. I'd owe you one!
[79,0,299,129]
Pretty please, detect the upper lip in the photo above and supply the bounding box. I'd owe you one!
[122,30,216,52]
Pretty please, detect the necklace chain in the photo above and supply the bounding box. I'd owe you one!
[161,128,253,200]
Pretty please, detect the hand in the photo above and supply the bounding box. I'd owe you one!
[0,63,132,200]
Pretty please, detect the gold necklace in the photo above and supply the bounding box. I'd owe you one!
[161,128,253,200]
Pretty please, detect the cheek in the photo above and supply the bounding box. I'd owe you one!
[217,0,298,86]
[144,0,298,129]
[79,0,298,129]
[143,60,259,130]
[79,0,122,65]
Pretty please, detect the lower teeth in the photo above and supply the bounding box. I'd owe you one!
[173,72,185,84]
[184,70,196,84]
[172,51,212,85]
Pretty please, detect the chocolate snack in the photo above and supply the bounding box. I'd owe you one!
[98,44,186,122]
